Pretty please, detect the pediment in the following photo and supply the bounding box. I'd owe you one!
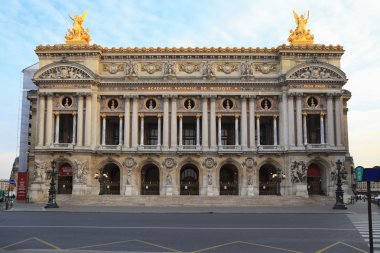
[34,62,94,81]
[286,62,346,82]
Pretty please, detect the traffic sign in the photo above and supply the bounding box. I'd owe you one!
[363,168,380,182]
[9,179,16,185]
[355,166,364,182]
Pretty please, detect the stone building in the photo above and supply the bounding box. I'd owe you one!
[26,12,353,201]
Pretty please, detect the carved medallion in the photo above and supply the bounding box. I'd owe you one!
[255,63,277,74]
[203,157,217,169]
[163,158,177,169]
[217,62,239,74]
[103,63,124,74]
[123,157,136,168]
[242,157,256,170]
[141,62,163,74]
[178,62,201,74]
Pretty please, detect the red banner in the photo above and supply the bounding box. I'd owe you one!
[16,172,28,201]
[60,163,73,176]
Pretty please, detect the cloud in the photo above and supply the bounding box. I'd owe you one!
[0,152,16,179]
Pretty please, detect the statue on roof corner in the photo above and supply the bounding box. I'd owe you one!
[288,10,314,45]
[65,11,91,45]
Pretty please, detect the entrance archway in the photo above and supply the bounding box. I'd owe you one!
[180,165,199,195]
[58,163,72,194]
[259,164,277,195]
[307,163,323,195]
[102,163,120,195]
[219,164,239,195]
[141,164,160,195]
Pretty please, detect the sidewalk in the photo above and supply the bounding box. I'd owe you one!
[6,198,379,214]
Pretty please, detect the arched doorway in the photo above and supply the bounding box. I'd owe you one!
[219,164,239,195]
[180,165,199,195]
[259,164,277,195]
[141,164,160,195]
[58,163,72,194]
[102,163,120,195]
[307,163,323,195]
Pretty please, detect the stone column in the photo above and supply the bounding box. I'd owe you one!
[131,95,139,148]
[240,96,248,149]
[162,96,169,149]
[84,94,92,147]
[54,112,60,144]
[45,94,53,146]
[123,96,130,148]
[280,89,288,147]
[178,114,183,146]
[210,96,217,149]
[37,94,46,147]
[287,94,295,147]
[217,113,222,146]
[235,114,239,146]
[303,113,308,145]
[101,114,106,146]
[202,95,208,149]
[196,114,201,147]
[72,112,77,144]
[327,94,334,146]
[91,94,98,148]
[248,96,256,149]
[77,95,84,146]
[256,115,260,146]
[139,114,144,145]
[273,115,278,146]
[334,94,342,146]
[296,94,303,147]
[119,114,123,145]
[170,96,177,149]
[157,114,162,146]
[320,112,325,144]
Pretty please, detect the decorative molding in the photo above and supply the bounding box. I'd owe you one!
[203,157,217,169]
[141,62,163,74]
[255,63,277,74]
[216,62,239,74]
[103,63,124,74]
[178,62,201,74]
[123,157,137,168]
[38,65,90,79]
[162,157,177,169]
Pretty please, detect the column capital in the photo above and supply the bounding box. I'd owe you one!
[46,93,54,97]
[235,113,240,119]
[171,95,178,99]
[178,114,183,119]
[84,93,92,97]
[123,94,131,99]
[72,112,77,116]
[333,93,342,98]
[302,112,307,117]
[201,94,210,99]
[210,95,217,100]
[196,113,201,118]
[273,114,278,119]
[296,92,304,97]
[38,93,46,97]
[217,113,222,118]
[101,113,106,118]
[54,112,60,116]
[256,114,260,119]
[326,93,335,98]
[241,95,249,99]
[320,112,326,117]
[162,95,170,100]
[157,113,162,118]
[139,113,144,118]
[119,114,124,118]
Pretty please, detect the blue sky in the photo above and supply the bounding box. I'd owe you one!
[0,0,379,178]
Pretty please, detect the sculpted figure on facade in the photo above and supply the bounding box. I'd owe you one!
[241,61,254,79]
[73,160,88,184]
[126,60,138,78]
[202,61,215,80]
[123,158,136,185]
[33,160,48,182]
[65,11,91,44]
[288,10,314,44]
[163,61,176,78]
[38,66,90,80]
[289,66,341,80]
[290,161,307,183]
[208,170,213,185]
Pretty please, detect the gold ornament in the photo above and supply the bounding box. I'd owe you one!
[65,11,91,45]
[288,10,314,45]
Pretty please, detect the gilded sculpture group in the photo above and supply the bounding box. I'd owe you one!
[65,10,314,46]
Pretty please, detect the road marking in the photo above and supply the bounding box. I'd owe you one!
[237,241,303,253]
[0,237,61,250]
[0,225,356,231]
[315,241,367,253]
[134,239,182,252]
[191,241,240,252]
[0,237,34,250]
[68,239,134,250]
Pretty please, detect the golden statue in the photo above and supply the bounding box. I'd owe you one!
[65,11,91,45]
[288,10,314,45]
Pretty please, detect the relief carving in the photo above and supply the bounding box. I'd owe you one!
[126,60,138,78]
[33,160,48,182]
[178,62,201,74]
[73,160,88,184]
[216,62,239,74]
[290,161,307,183]
[203,157,217,169]
[103,63,124,74]
[141,62,163,74]
[163,61,176,79]
[255,63,277,74]
[289,66,342,79]
[241,61,254,80]
[162,158,177,169]
[38,66,90,79]
[202,61,215,80]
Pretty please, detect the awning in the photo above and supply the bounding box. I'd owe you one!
[307,164,321,177]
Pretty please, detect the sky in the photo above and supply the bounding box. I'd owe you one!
[0,0,379,179]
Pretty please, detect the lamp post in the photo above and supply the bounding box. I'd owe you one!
[45,160,59,208]
[94,168,107,195]
[333,159,347,210]
[275,168,284,196]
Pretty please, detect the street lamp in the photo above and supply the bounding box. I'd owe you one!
[45,160,59,208]
[333,159,347,210]
[94,168,108,195]
[273,168,285,196]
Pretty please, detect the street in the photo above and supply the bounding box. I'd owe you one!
[0,210,369,253]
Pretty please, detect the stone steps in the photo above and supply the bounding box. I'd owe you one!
[56,195,332,207]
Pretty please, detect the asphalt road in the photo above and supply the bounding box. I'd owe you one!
[0,212,369,253]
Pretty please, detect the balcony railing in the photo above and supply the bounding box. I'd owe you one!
[53,143,74,149]
[218,145,242,153]
[258,145,282,151]
[177,145,202,152]
[138,145,161,151]
[99,145,121,150]
[306,143,330,149]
